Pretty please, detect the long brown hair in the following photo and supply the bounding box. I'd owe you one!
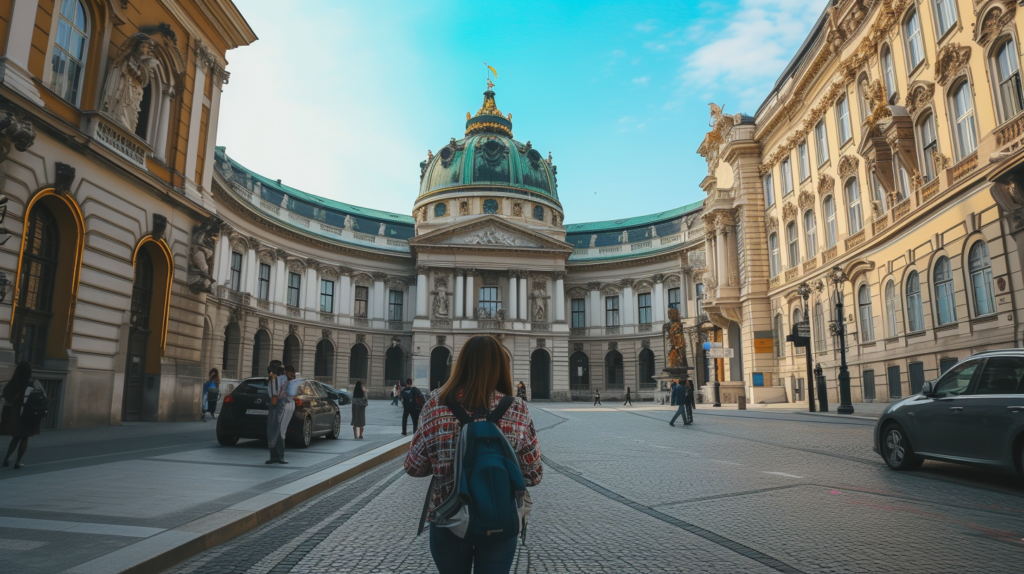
[439,335,513,412]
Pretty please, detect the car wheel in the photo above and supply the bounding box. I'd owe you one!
[217,433,239,446]
[881,423,923,470]
[328,412,341,440]
[291,415,313,448]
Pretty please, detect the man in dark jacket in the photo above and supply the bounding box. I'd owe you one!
[400,379,423,435]
[669,380,692,426]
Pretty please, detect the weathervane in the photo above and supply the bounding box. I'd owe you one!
[483,62,497,90]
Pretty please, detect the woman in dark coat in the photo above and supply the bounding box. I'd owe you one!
[1,362,45,469]
[350,381,368,439]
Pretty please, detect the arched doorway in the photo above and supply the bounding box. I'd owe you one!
[429,346,451,391]
[385,345,405,387]
[121,237,173,421]
[222,323,241,379]
[349,343,368,386]
[638,348,656,390]
[315,339,335,384]
[605,350,624,389]
[252,329,271,377]
[530,348,551,400]
[122,249,153,421]
[282,334,300,369]
[569,351,589,390]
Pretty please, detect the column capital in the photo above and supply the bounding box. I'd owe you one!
[619,278,635,288]
[652,273,665,284]
[587,282,601,290]
[554,271,567,280]
[337,265,353,276]
[371,272,388,282]
[416,265,430,276]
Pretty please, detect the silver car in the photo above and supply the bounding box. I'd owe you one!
[874,350,1024,478]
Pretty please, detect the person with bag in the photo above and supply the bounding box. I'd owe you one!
[516,382,527,401]
[669,380,691,426]
[202,368,220,421]
[391,383,401,406]
[265,361,288,464]
[405,335,541,574]
[351,381,368,439]
[623,387,633,407]
[593,389,601,406]
[1,362,47,469]
[401,378,424,436]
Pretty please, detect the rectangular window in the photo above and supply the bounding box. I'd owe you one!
[798,142,810,182]
[287,272,301,308]
[230,251,243,291]
[815,120,830,165]
[668,287,680,310]
[605,296,620,327]
[638,293,652,325]
[479,286,500,319]
[320,279,334,313]
[763,172,775,207]
[388,290,404,321]
[863,369,876,401]
[836,97,852,144]
[571,298,586,328]
[780,158,793,194]
[939,357,958,375]
[354,286,369,317]
[257,263,271,301]
[934,0,957,35]
[905,10,924,70]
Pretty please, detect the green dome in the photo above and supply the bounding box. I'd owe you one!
[418,89,559,202]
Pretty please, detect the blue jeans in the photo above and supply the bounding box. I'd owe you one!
[429,523,517,574]
[670,403,692,425]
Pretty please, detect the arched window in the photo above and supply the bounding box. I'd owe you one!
[884,280,898,337]
[803,210,817,258]
[349,343,369,383]
[786,221,799,267]
[904,9,925,70]
[933,0,957,36]
[605,350,624,389]
[934,256,957,325]
[768,233,781,277]
[836,96,852,143]
[845,178,863,234]
[813,301,827,351]
[315,339,335,383]
[385,345,405,385]
[858,284,874,342]
[222,322,241,378]
[283,334,300,369]
[968,241,995,316]
[951,81,978,159]
[881,45,897,101]
[14,205,60,366]
[774,313,785,357]
[994,37,1023,122]
[638,348,656,389]
[857,73,871,123]
[906,271,924,332]
[823,196,838,248]
[48,0,89,105]
[917,113,939,182]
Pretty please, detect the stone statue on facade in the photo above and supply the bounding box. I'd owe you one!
[344,214,356,230]
[187,217,221,293]
[433,277,450,317]
[100,33,157,132]
[664,307,688,371]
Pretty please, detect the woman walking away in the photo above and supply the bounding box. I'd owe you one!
[516,381,527,401]
[351,381,368,439]
[391,383,401,406]
[406,335,542,574]
[593,389,602,406]
[1,362,47,469]
[202,368,220,421]
[623,387,633,407]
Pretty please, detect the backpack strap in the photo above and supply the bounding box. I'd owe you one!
[486,395,516,424]
[446,394,516,426]
[445,396,475,426]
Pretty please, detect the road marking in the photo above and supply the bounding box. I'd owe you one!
[713,460,742,466]
[762,471,803,479]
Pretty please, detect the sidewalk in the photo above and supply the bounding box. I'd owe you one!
[0,401,411,574]
[742,400,888,419]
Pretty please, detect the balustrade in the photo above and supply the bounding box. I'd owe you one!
[822,246,838,263]
[952,152,978,183]
[845,229,866,250]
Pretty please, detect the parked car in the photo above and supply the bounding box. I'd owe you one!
[316,382,351,406]
[216,377,342,447]
[874,350,1024,478]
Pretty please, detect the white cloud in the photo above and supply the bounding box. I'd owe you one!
[632,76,650,86]
[635,20,657,33]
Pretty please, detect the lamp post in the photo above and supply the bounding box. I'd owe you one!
[828,266,855,415]
[796,282,816,412]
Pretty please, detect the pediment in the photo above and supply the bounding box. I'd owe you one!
[409,215,572,253]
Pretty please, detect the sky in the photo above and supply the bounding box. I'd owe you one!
[218,0,825,224]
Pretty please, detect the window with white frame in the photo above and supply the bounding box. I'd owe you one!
[388,290,403,321]
[769,233,781,277]
[803,210,817,259]
[871,173,888,215]
[479,286,500,319]
[858,284,875,342]
[951,80,978,159]
[905,9,925,70]
[815,120,830,165]
[798,142,810,182]
[229,251,243,291]
[48,0,89,106]
[320,279,335,313]
[994,38,1024,122]
[968,241,995,316]
[605,296,620,327]
[933,0,957,36]
[906,271,924,332]
[287,272,301,307]
[786,222,800,267]
[571,298,586,328]
[763,172,776,207]
[668,287,680,310]
[823,196,838,248]
[918,113,939,181]
[836,97,852,144]
[897,165,911,202]
[885,280,898,337]
[354,286,368,317]
[845,178,863,233]
[774,313,785,357]
[780,158,794,194]
[638,293,652,324]
[881,45,898,102]
[257,263,271,301]
[934,256,957,325]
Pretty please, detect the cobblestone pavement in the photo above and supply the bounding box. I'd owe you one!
[164,403,1024,574]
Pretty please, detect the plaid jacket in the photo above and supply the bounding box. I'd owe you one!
[404,390,542,520]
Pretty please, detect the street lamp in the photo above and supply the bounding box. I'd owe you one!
[827,266,855,415]
[795,282,816,412]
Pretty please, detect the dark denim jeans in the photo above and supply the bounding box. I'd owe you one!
[429,523,517,574]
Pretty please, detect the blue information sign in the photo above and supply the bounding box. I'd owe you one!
[753,373,765,387]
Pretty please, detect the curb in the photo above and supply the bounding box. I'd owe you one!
[62,436,412,574]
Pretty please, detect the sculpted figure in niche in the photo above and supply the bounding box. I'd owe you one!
[589,234,597,248]
[344,214,356,230]
[101,33,157,132]
[378,222,387,236]
[187,217,220,293]
[433,277,450,318]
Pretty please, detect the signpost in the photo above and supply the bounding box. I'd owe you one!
[707,348,734,359]
[786,321,816,412]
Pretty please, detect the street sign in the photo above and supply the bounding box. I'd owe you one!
[796,321,811,338]
[708,348,734,358]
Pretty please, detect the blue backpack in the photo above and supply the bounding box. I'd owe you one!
[418,395,527,545]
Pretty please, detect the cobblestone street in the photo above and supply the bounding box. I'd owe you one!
[163,403,1024,573]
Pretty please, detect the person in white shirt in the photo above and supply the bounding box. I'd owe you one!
[265,361,287,464]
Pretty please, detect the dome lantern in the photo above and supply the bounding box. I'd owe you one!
[465,85,513,138]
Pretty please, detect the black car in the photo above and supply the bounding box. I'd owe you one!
[217,377,342,447]
[316,382,351,406]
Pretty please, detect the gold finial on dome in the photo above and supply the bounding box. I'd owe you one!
[465,85,513,137]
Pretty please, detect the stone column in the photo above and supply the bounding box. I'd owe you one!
[622,281,635,325]
[717,220,730,288]
[519,277,528,321]
[201,66,228,193]
[706,228,718,286]
[0,0,44,104]
[588,283,602,328]
[416,267,428,318]
[243,248,257,296]
[372,273,387,319]
[338,271,352,315]
[274,258,287,306]
[465,272,475,318]
[154,87,172,161]
[184,42,212,201]
[304,264,318,311]
[653,275,665,323]
[554,272,566,322]
[682,268,692,318]
[508,272,518,320]
[455,269,465,319]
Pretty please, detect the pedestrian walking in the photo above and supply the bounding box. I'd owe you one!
[406,335,542,574]
[669,380,692,426]
[593,389,601,406]
[669,381,678,406]
[351,381,368,439]
[516,381,527,401]
[1,362,47,469]
[391,383,401,406]
[401,378,424,436]
[202,368,220,421]
[265,361,288,464]
[623,387,633,407]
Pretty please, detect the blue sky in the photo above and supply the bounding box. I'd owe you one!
[219,0,824,223]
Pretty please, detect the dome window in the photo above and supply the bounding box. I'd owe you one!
[434,203,447,217]
[533,205,545,221]
[483,199,499,214]
[439,145,457,168]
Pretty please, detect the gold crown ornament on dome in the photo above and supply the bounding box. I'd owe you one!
[465,82,514,137]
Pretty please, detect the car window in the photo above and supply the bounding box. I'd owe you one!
[311,382,326,398]
[298,382,314,396]
[933,360,980,397]
[236,380,269,394]
[973,357,1024,395]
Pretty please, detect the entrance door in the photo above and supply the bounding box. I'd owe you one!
[430,347,451,391]
[530,349,550,399]
[122,330,149,421]
[887,366,902,399]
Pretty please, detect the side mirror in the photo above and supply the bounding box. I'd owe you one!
[920,381,934,396]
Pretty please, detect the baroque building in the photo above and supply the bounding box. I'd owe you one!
[698,0,1024,406]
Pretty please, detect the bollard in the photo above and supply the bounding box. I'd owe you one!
[738,395,746,410]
